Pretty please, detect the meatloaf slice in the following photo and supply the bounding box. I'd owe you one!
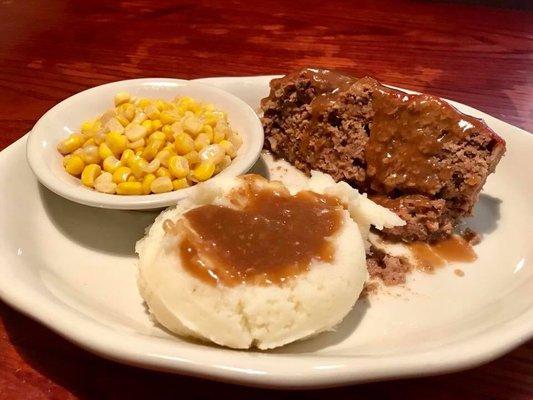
[261,68,506,242]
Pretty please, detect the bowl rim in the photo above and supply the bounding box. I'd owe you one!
[26,77,264,210]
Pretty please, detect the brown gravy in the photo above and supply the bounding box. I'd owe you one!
[408,234,477,271]
[168,178,344,286]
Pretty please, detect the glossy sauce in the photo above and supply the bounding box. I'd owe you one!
[366,87,486,195]
[169,179,344,286]
[408,234,477,271]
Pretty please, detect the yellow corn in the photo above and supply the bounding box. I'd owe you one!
[160,111,176,125]
[94,131,106,145]
[155,99,168,111]
[120,148,135,164]
[114,92,130,106]
[142,174,156,194]
[148,131,166,143]
[127,138,145,149]
[125,124,148,142]
[81,164,102,187]
[98,143,113,160]
[219,140,236,158]
[137,98,151,108]
[142,139,164,161]
[145,104,160,119]
[213,128,225,143]
[162,125,174,141]
[194,133,210,151]
[215,155,232,174]
[116,181,143,195]
[141,120,154,134]
[227,132,243,150]
[168,155,190,179]
[155,166,171,178]
[150,176,173,193]
[105,131,127,156]
[155,149,174,167]
[143,158,160,174]
[81,120,99,136]
[81,144,100,164]
[83,138,96,148]
[184,150,200,166]
[201,124,214,142]
[127,175,138,182]
[183,115,201,135]
[94,172,117,194]
[130,158,148,179]
[193,161,215,181]
[57,135,84,155]
[116,114,130,127]
[172,178,189,190]
[174,133,195,155]
[199,144,225,164]
[103,156,122,173]
[64,155,85,175]
[112,166,132,184]
[151,119,162,131]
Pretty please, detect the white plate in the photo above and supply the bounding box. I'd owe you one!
[0,75,531,389]
[26,78,264,210]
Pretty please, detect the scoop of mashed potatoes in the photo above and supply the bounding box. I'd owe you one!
[136,173,402,349]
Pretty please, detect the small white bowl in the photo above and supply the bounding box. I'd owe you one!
[27,78,264,210]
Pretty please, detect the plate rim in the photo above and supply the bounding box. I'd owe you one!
[0,74,532,388]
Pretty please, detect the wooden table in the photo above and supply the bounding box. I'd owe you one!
[0,0,531,398]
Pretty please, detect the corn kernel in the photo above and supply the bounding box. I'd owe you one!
[104,117,125,134]
[142,139,164,161]
[162,124,174,140]
[151,119,162,131]
[142,174,156,194]
[120,148,135,164]
[227,132,243,150]
[174,133,195,155]
[135,148,145,157]
[127,138,145,149]
[213,128,225,143]
[112,166,131,183]
[172,178,189,190]
[155,149,174,167]
[127,175,137,182]
[106,132,127,156]
[94,131,107,145]
[184,150,200,165]
[94,172,117,194]
[130,158,148,179]
[103,156,122,173]
[143,158,160,174]
[116,181,143,195]
[168,155,189,179]
[183,115,201,135]
[81,144,100,164]
[148,131,166,143]
[141,120,154,134]
[160,111,176,125]
[215,155,232,174]
[145,104,160,119]
[199,144,225,164]
[155,99,167,111]
[132,112,147,124]
[125,124,148,142]
[81,164,102,187]
[219,140,236,158]
[193,161,215,182]
[137,98,151,108]
[194,133,210,151]
[150,176,173,193]
[114,92,130,106]
[81,120,98,136]
[64,155,85,175]
[83,138,96,148]
[155,167,171,178]
[201,124,214,142]
[73,148,84,157]
[117,115,130,127]
[57,135,83,155]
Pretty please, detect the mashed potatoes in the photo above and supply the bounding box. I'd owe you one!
[136,173,402,349]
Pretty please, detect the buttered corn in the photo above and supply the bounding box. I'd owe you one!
[58,92,242,195]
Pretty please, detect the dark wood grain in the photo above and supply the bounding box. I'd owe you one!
[0,0,531,398]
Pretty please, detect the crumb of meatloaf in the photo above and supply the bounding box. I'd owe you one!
[261,68,506,242]
[366,246,412,286]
